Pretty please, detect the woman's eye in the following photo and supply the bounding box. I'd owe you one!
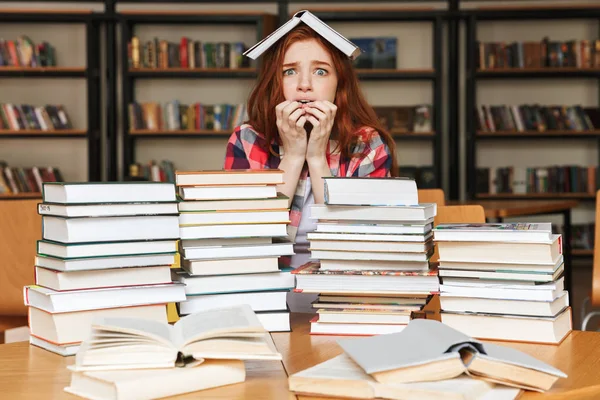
[315,68,327,76]
[283,69,296,76]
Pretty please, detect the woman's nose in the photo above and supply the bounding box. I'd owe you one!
[297,73,312,92]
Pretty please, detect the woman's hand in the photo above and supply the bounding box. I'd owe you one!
[275,100,308,160]
[304,100,337,163]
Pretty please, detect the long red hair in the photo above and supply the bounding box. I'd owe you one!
[246,24,398,176]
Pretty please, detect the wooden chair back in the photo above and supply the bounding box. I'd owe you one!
[0,199,40,316]
[418,189,445,206]
[433,204,486,227]
[592,192,600,307]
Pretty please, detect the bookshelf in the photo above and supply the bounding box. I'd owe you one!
[302,8,444,186]
[464,5,600,201]
[119,11,278,180]
[0,9,102,183]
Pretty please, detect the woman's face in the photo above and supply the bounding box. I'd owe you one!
[282,39,338,104]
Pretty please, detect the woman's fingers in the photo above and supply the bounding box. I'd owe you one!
[304,106,327,122]
[295,116,307,130]
[288,107,305,126]
[305,115,321,130]
[276,100,291,120]
[309,101,337,121]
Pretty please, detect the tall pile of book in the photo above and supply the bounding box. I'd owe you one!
[293,177,439,335]
[24,182,186,356]
[433,222,572,344]
[172,169,296,332]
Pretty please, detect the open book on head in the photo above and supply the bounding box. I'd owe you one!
[244,10,361,60]
[337,319,567,392]
[73,304,282,371]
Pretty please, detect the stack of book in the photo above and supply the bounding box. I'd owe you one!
[433,222,572,344]
[293,177,439,335]
[288,318,565,399]
[172,169,296,332]
[24,182,187,356]
[64,305,282,399]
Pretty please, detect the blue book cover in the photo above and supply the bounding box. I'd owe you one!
[372,37,397,69]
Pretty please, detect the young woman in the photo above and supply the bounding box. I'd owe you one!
[224,24,398,311]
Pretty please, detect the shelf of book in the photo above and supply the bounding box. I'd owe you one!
[0,10,102,181]
[356,69,436,81]
[573,249,593,257]
[0,130,88,138]
[129,129,232,138]
[472,4,600,21]
[476,130,600,139]
[475,68,600,79]
[125,68,437,81]
[127,68,258,79]
[464,5,600,206]
[128,130,436,140]
[0,67,87,78]
[476,193,596,200]
[0,193,42,200]
[391,131,435,140]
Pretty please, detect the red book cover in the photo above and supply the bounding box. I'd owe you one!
[180,37,188,68]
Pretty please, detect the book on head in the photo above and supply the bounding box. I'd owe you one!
[244,10,361,60]
[72,304,282,371]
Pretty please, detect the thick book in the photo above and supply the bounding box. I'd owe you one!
[72,304,282,371]
[65,359,246,400]
[38,202,179,218]
[337,319,567,392]
[244,10,361,60]
[433,223,554,243]
[289,353,521,400]
[175,168,284,186]
[36,239,178,259]
[323,176,418,206]
[310,203,436,222]
[42,182,176,204]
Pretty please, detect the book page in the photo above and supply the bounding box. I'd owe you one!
[293,353,375,382]
[337,319,477,374]
[91,317,175,348]
[378,376,495,400]
[479,343,567,378]
[175,304,265,348]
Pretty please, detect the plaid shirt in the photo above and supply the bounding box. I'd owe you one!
[224,124,393,265]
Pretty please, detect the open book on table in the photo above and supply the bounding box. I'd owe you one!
[337,319,567,392]
[289,353,522,400]
[73,304,281,371]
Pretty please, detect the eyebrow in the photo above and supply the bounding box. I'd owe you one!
[282,60,332,68]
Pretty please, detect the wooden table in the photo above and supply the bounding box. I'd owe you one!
[272,313,600,400]
[448,199,579,298]
[1,312,600,399]
[0,341,294,399]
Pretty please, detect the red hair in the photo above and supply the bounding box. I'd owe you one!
[246,24,399,176]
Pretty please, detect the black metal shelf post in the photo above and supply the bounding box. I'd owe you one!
[86,15,103,182]
[447,0,459,200]
[465,13,477,200]
[0,10,103,182]
[106,0,118,181]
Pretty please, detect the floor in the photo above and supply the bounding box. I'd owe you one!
[572,258,595,330]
